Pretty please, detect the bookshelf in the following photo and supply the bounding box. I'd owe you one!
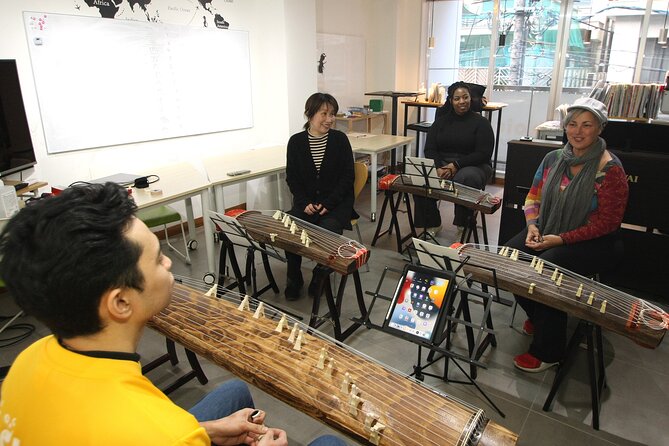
[590,81,665,120]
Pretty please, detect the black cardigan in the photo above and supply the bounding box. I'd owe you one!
[285,129,355,229]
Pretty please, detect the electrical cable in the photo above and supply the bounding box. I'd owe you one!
[0,323,35,349]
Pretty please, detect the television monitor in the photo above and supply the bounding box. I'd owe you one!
[0,60,36,179]
[382,264,456,344]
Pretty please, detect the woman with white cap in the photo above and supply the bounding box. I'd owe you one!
[506,97,629,372]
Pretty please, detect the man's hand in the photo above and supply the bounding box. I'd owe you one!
[256,428,288,446]
[200,408,268,446]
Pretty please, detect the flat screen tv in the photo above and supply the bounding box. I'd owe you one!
[0,59,36,179]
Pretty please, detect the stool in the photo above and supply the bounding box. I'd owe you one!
[137,206,191,265]
[142,338,208,395]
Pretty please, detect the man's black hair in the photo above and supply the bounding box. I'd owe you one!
[0,182,143,338]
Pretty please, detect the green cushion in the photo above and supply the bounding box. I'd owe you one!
[136,206,182,228]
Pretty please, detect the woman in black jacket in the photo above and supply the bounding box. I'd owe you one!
[413,82,494,238]
[284,93,355,300]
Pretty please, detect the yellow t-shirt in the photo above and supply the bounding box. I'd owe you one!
[0,335,209,445]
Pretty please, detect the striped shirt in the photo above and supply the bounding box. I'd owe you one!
[308,132,328,172]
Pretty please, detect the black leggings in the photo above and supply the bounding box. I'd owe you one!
[505,228,622,363]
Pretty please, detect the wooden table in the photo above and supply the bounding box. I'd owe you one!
[348,134,414,221]
[124,163,215,273]
[203,145,287,214]
[334,111,389,134]
[402,100,508,181]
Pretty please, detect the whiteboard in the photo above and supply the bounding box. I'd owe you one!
[24,12,253,153]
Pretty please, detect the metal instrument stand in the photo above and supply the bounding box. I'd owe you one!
[309,269,368,342]
[371,159,443,253]
[543,320,607,430]
[370,188,415,252]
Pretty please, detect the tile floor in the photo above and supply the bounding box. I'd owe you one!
[1,182,667,446]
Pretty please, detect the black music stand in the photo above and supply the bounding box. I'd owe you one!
[410,240,503,378]
[208,211,305,323]
[353,264,505,417]
[402,156,452,245]
[371,157,458,254]
[209,211,282,299]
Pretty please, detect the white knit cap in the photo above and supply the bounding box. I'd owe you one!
[566,97,608,126]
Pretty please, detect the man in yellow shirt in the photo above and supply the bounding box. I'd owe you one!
[0,183,346,446]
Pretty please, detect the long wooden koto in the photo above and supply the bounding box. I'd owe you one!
[386,175,501,214]
[228,210,370,276]
[149,282,518,446]
[457,244,668,349]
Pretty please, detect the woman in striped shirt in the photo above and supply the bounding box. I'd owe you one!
[284,93,356,301]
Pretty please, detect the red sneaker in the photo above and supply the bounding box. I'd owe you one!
[514,352,558,373]
[522,319,535,336]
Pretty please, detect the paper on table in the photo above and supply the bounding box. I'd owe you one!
[347,132,378,138]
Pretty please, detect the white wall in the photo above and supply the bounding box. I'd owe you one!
[284,1,318,135]
[3,0,417,213]
[1,0,316,212]
[315,0,422,130]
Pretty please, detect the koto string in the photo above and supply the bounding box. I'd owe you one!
[173,279,476,411]
[164,286,469,445]
[239,212,348,253]
[164,283,477,446]
[460,245,634,313]
[158,279,483,446]
[394,176,500,212]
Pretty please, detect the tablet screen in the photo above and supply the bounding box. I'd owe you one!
[383,265,455,343]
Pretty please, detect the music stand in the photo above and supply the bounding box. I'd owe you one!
[357,261,505,417]
[411,238,501,373]
[209,211,283,300]
[402,157,454,244]
[404,156,443,189]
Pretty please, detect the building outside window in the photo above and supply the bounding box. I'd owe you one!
[424,0,669,172]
